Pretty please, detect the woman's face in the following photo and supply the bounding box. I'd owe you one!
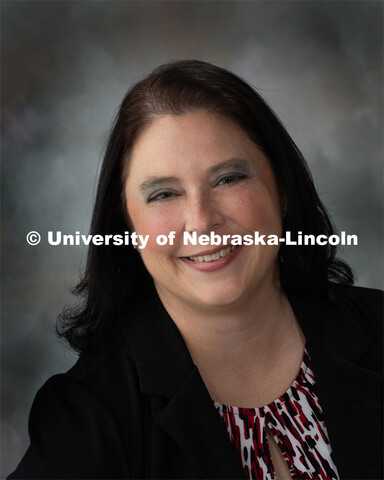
[125,110,285,312]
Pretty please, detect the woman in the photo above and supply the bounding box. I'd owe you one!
[9,60,382,479]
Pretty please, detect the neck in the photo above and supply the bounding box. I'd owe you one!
[155,280,301,372]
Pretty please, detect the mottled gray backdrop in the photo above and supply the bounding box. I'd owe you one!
[1,1,383,477]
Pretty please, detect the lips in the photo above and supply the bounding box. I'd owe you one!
[188,245,237,263]
[179,245,242,272]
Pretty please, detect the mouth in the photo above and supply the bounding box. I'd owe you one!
[180,245,242,272]
[187,245,237,263]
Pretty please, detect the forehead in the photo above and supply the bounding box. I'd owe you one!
[126,111,262,179]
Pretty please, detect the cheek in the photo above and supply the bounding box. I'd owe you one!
[228,186,282,232]
[127,204,182,254]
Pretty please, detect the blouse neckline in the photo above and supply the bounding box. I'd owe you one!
[213,347,309,412]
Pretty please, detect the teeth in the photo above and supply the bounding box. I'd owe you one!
[188,246,236,262]
[221,247,231,257]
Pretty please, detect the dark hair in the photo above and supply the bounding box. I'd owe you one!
[58,60,354,353]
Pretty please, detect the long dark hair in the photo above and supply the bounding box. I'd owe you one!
[58,60,354,353]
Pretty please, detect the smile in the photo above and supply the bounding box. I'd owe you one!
[188,246,237,262]
[180,245,242,273]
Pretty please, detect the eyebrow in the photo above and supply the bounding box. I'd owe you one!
[139,176,180,195]
[139,157,252,194]
[207,157,252,176]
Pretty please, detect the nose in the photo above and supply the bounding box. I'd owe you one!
[184,190,225,234]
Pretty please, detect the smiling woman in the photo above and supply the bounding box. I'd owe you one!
[125,112,284,310]
[9,61,383,480]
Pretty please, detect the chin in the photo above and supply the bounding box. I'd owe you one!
[189,283,247,311]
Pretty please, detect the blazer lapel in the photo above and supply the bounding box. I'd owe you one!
[124,287,246,479]
[155,367,247,479]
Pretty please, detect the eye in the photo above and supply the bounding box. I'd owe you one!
[216,174,247,186]
[148,191,177,203]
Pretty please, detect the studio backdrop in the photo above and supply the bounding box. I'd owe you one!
[1,1,383,477]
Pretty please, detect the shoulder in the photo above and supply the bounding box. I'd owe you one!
[319,284,383,375]
[289,283,383,373]
[328,284,383,339]
[290,283,383,332]
[38,329,141,406]
[36,329,144,429]
[9,332,143,479]
[329,283,383,303]
[65,329,138,387]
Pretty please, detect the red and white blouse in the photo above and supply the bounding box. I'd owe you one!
[214,350,339,480]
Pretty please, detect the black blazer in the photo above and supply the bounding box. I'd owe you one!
[9,285,383,479]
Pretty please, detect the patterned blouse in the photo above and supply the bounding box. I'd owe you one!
[214,350,339,480]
